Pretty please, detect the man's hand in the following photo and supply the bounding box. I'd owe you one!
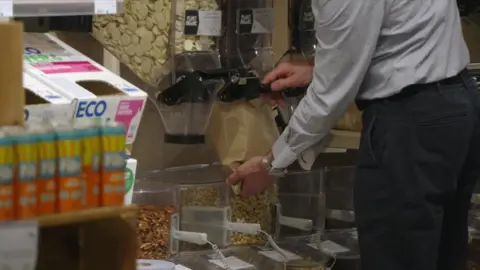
[261,61,313,106]
[263,61,313,91]
[226,156,275,197]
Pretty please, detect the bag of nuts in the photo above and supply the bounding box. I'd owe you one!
[207,98,279,244]
[92,0,222,85]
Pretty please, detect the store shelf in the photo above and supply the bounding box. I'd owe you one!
[469,63,480,70]
[327,130,361,150]
[37,205,138,270]
[7,0,123,17]
[38,205,138,227]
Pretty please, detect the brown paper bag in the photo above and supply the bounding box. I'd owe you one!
[207,99,279,244]
[207,99,279,166]
[334,103,363,132]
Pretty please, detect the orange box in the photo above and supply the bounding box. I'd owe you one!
[79,124,101,208]
[7,127,38,220]
[0,132,14,221]
[100,122,126,206]
[54,123,83,213]
[36,129,57,215]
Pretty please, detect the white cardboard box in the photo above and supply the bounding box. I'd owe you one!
[23,33,147,144]
[24,72,73,123]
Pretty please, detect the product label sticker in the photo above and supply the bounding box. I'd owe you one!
[238,8,274,34]
[308,241,350,255]
[0,220,38,270]
[94,0,117,15]
[184,10,222,36]
[0,0,13,17]
[209,256,253,270]
[258,249,302,262]
[114,99,144,143]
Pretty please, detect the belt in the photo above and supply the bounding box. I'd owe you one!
[356,69,469,111]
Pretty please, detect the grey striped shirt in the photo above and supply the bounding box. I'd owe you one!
[272,0,470,169]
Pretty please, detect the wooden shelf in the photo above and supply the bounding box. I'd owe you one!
[37,205,138,270]
[327,130,361,150]
[38,205,138,227]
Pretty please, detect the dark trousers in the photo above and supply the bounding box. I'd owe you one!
[354,73,480,270]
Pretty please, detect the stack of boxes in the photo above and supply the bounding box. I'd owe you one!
[22,32,145,204]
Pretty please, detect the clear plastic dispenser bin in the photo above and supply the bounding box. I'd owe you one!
[468,210,480,270]
[93,0,223,86]
[156,51,226,144]
[323,167,356,230]
[132,180,177,260]
[152,0,226,144]
[217,0,275,103]
[275,0,316,129]
[275,169,326,240]
[138,164,231,252]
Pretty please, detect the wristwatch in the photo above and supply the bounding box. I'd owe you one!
[262,156,287,177]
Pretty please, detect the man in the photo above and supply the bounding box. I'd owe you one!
[227,0,480,270]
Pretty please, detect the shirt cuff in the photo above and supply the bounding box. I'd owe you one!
[271,130,298,169]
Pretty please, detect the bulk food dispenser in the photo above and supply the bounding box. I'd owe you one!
[133,163,328,270]
[274,0,316,130]
[154,0,227,144]
[93,0,226,145]
[217,0,276,102]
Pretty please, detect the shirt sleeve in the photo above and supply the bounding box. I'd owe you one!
[271,0,385,169]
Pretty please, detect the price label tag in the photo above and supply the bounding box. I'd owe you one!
[94,0,117,15]
[238,8,274,34]
[0,220,38,270]
[258,249,302,262]
[184,10,222,36]
[0,0,13,17]
[209,256,253,270]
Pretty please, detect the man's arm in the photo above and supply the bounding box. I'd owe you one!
[270,0,386,169]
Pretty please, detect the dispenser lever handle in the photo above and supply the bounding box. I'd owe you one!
[279,216,314,231]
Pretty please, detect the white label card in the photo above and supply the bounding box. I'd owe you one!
[94,0,117,15]
[209,256,253,270]
[258,249,302,262]
[0,220,38,270]
[308,240,350,255]
[251,8,274,34]
[197,10,222,36]
[0,0,13,17]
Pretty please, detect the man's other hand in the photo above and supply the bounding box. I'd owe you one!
[263,61,313,91]
[226,156,275,197]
